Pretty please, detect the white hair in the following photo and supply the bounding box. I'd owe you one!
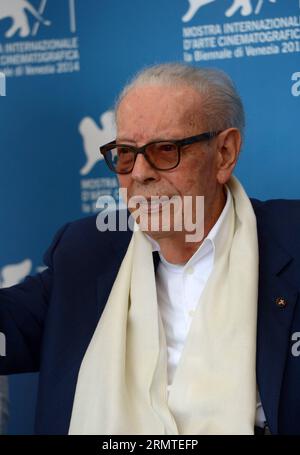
[115,63,245,140]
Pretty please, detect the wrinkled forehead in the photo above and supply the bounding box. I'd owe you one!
[116,84,205,139]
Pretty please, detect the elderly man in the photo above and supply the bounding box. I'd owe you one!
[0,63,300,435]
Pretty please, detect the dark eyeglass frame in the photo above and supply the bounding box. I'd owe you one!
[99,130,222,174]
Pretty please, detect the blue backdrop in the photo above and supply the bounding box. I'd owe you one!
[0,0,299,434]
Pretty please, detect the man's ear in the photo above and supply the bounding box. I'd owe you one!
[215,128,242,184]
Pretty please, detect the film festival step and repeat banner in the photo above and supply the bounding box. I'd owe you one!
[0,0,299,434]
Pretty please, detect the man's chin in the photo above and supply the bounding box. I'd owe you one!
[132,211,178,234]
[135,218,184,242]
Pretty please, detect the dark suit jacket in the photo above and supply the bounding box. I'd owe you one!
[1,199,300,434]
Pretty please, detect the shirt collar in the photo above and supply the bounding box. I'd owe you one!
[145,185,233,268]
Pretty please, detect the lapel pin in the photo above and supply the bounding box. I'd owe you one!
[276,297,287,308]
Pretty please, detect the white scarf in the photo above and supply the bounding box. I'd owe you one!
[69,176,259,435]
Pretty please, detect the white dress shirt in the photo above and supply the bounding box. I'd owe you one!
[147,186,267,430]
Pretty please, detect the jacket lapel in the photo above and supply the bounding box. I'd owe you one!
[252,200,299,434]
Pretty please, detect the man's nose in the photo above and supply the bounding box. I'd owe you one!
[130,153,160,183]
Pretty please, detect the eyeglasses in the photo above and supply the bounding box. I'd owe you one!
[99,131,221,174]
